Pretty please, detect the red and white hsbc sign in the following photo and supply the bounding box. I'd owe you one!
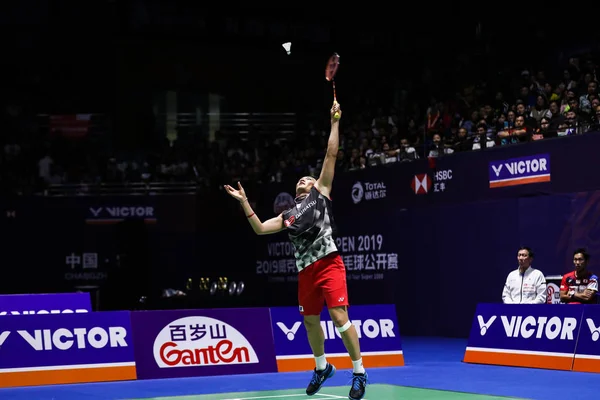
[411,174,431,194]
[411,169,453,195]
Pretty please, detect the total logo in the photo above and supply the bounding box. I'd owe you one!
[277,319,395,341]
[351,181,387,204]
[476,315,577,340]
[0,326,129,350]
[153,316,259,368]
[0,309,89,316]
[411,169,453,195]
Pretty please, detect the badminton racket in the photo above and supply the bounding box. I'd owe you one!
[325,52,340,119]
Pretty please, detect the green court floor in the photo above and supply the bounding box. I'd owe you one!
[130,384,525,400]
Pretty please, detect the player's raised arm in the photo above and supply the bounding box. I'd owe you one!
[224,182,285,235]
[315,102,341,199]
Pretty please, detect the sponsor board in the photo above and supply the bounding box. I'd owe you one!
[573,305,600,373]
[489,153,551,188]
[0,311,136,388]
[270,304,403,372]
[464,303,582,370]
[130,308,277,379]
[411,169,453,195]
[0,292,92,316]
[86,206,157,224]
[351,181,387,204]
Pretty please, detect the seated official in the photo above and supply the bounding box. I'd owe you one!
[560,248,598,304]
[502,247,547,304]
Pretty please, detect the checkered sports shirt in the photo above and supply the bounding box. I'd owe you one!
[281,186,338,272]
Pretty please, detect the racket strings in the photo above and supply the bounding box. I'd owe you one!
[325,53,340,104]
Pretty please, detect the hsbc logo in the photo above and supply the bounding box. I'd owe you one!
[411,169,453,194]
[411,174,431,194]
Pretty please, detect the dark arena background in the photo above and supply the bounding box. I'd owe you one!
[3,3,600,399]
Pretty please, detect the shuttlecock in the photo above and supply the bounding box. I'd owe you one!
[282,42,292,55]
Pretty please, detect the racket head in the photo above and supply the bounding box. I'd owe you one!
[325,53,340,82]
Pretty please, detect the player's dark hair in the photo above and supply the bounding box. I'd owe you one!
[519,246,534,258]
[574,248,590,262]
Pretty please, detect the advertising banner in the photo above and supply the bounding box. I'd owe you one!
[0,311,136,388]
[573,305,600,373]
[464,303,584,370]
[0,292,92,316]
[130,308,277,379]
[488,153,551,188]
[269,304,404,372]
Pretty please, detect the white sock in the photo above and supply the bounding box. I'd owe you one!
[315,354,327,371]
[352,358,365,374]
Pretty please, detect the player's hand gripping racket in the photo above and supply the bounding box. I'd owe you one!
[325,53,341,119]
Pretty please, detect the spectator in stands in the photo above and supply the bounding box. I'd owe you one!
[530,95,551,125]
[397,137,418,162]
[558,109,585,136]
[451,127,470,152]
[428,133,453,157]
[579,80,598,115]
[560,248,598,304]
[497,115,530,145]
[531,117,556,141]
[471,123,495,150]
[515,101,537,128]
[502,247,547,304]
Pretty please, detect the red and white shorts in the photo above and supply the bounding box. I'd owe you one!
[298,252,349,316]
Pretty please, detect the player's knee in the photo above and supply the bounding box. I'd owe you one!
[328,306,349,327]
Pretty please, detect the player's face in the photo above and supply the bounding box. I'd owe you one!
[574,253,587,272]
[295,177,315,195]
[517,250,531,268]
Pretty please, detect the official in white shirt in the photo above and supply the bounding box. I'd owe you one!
[502,247,547,304]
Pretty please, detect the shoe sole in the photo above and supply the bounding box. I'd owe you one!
[306,365,336,396]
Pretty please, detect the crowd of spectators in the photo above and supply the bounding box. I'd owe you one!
[1,55,599,195]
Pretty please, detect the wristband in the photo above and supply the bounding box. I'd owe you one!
[246,212,255,219]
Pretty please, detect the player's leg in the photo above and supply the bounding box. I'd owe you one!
[298,266,336,396]
[320,254,367,400]
[328,306,363,368]
[304,314,325,362]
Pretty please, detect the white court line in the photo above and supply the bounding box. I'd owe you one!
[220,395,307,400]
[318,394,369,400]
[220,393,368,400]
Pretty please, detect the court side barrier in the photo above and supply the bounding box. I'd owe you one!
[0,292,92,316]
[572,305,600,373]
[0,311,137,388]
[0,304,402,387]
[130,308,278,380]
[270,304,404,372]
[463,303,600,371]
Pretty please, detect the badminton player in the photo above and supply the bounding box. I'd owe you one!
[224,102,367,399]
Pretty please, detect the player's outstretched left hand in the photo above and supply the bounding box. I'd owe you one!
[224,181,247,202]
